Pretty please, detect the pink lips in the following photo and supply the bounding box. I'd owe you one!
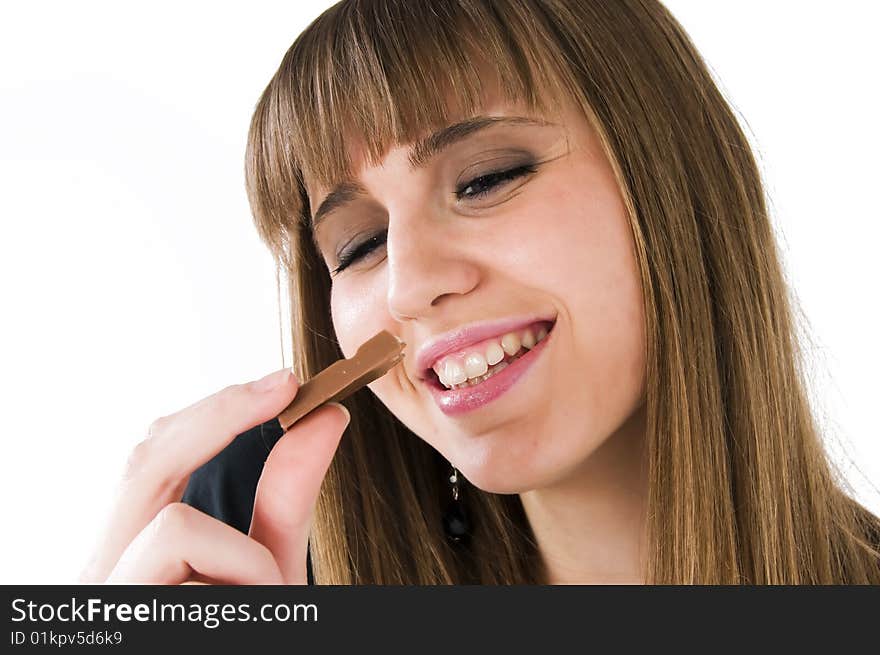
[423,320,555,416]
[415,315,556,380]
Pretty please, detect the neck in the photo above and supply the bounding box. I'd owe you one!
[519,402,648,584]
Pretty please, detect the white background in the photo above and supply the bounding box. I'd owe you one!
[1,1,877,583]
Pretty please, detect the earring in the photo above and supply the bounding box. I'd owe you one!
[442,464,470,544]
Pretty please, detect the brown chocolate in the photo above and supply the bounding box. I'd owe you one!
[275,329,405,431]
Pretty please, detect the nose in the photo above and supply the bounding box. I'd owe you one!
[385,210,480,323]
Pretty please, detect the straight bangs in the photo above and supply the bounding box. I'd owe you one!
[245,0,579,266]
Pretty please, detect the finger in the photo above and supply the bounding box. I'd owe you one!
[249,402,350,584]
[81,367,299,583]
[181,571,217,585]
[106,503,283,585]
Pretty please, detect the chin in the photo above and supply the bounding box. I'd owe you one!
[454,455,558,496]
[454,428,607,496]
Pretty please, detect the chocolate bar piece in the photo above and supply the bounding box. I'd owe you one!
[275,330,406,431]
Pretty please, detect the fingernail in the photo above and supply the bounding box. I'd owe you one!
[252,367,293,392]
[326,402,350,424]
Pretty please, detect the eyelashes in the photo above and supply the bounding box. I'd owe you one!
[331,162,538,275]
[453,162,538,201]
[332,231,388,275]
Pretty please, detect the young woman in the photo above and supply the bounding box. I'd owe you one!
[81,0,880,585]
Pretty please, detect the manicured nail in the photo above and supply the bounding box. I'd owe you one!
[252,367,292,392]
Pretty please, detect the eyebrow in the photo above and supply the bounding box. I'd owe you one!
[309,115,554,231]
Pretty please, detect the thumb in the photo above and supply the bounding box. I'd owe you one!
[248,402,350,584]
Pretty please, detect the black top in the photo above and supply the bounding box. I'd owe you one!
[180,418,315,585]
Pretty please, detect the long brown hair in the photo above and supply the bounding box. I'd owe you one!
[244,0,880,583]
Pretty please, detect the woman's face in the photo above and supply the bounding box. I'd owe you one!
[307,93,646,494]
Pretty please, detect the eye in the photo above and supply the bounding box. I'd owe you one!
[331,230,387,275]
[455,162,538,201]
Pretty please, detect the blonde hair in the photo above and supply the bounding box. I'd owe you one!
[244,0,880,583]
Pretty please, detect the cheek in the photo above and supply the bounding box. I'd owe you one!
[529,171,646,410]
[329,278,389,359]
[569,192,647,415]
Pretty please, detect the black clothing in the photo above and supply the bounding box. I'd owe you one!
[180,418,315,585]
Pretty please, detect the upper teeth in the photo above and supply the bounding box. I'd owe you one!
[433,324,550,389]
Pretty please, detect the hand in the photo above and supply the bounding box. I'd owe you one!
[78,368,350,584]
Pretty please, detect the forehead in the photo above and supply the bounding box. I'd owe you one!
[304,98,566,206]
[302,53,562,202]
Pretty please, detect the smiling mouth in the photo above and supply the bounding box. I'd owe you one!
[423,320,556,391]
[425,348,526,390]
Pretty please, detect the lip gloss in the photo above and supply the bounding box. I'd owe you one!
[426,323,554,416]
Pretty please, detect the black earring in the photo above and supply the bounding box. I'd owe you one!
[442,465,470,544]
